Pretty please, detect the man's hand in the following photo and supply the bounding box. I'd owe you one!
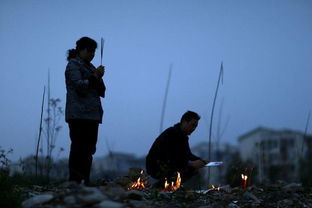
[94,65,105,79]
[188,160,206,169]
[201,159,210,164]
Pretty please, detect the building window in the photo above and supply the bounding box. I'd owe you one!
[272,140,278,149]
[288,139,294,148]
[280,139,288,161]
[267,140,272,150]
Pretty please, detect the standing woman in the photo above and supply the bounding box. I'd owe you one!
[65,37,106,184]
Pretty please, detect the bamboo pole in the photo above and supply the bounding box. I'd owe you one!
[35,86,45,176]
[46,70,51,178]
[207,62,224,184]
[301,111,310,155]
[160,64,173,133]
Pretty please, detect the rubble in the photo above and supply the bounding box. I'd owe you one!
[18,175,312,208]
[22,194,54,208]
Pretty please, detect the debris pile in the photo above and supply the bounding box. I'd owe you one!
[19,170,312,208]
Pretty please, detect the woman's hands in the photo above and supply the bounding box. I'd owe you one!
[94,65,105,79]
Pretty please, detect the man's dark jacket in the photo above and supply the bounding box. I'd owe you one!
[146,123,201,178]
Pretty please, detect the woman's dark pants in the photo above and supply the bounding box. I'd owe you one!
[68,120,99,184]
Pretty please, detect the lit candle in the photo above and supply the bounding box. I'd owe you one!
[241,174,248,189]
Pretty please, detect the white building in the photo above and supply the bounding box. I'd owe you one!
[238,127,312,183]
[92,152,145,179]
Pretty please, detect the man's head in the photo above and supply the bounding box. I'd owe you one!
[180,111,200,135]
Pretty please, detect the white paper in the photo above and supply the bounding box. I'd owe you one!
[205,161,223,167]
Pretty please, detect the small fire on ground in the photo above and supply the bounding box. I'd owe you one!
[209,184,221,192]
[163,172,182,192]
[128,170,146,191]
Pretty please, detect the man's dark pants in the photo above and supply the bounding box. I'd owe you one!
[68,119,99,184]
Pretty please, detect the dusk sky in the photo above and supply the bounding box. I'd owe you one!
[1,0,311,162]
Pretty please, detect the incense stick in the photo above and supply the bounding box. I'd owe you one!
[100,37,105,65]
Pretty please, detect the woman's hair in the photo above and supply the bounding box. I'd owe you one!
[67,37,97,61]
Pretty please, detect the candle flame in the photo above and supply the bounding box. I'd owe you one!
[241,174,248,180]
[163,172,181,192]
[128,170,146,191]
[164,179,169,190]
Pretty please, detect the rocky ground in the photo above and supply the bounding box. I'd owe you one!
[18,170,312,208]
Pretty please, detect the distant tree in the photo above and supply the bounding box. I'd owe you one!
[0,146,12,169]
[0,146,22,208]
[35,71,64,179]
[42,97,63,179]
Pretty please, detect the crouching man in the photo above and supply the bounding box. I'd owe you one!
[146,111,208,187]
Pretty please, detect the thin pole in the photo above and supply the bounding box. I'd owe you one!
[46,69,51,178]
[208,62,224,184]
[35,86,45,176]
[47,69,51,156]
[160,64,173,133]
[301,111,310,155]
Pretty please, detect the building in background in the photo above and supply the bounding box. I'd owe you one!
[238,127,312,183]
[92,152,145,180]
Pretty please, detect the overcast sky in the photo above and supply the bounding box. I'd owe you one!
[1,0,311,161]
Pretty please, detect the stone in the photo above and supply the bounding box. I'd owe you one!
[63,195,77,205]
[22,194,54,208]
[80,186,100,193]
[277,199,294,207]
[158,192,171,200]
[126,190,145,200]
[247,185,264,192]
[101,185,127,201]
[282,183,303,192]
[220,185,232,193]
[228,202,241,208]
[127,200,151,208]
[59,181,79,189]
[243,191,261,203]
[77,188,107,204]
[95,200,124,208]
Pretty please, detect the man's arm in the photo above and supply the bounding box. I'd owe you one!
[185,140,201,161]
